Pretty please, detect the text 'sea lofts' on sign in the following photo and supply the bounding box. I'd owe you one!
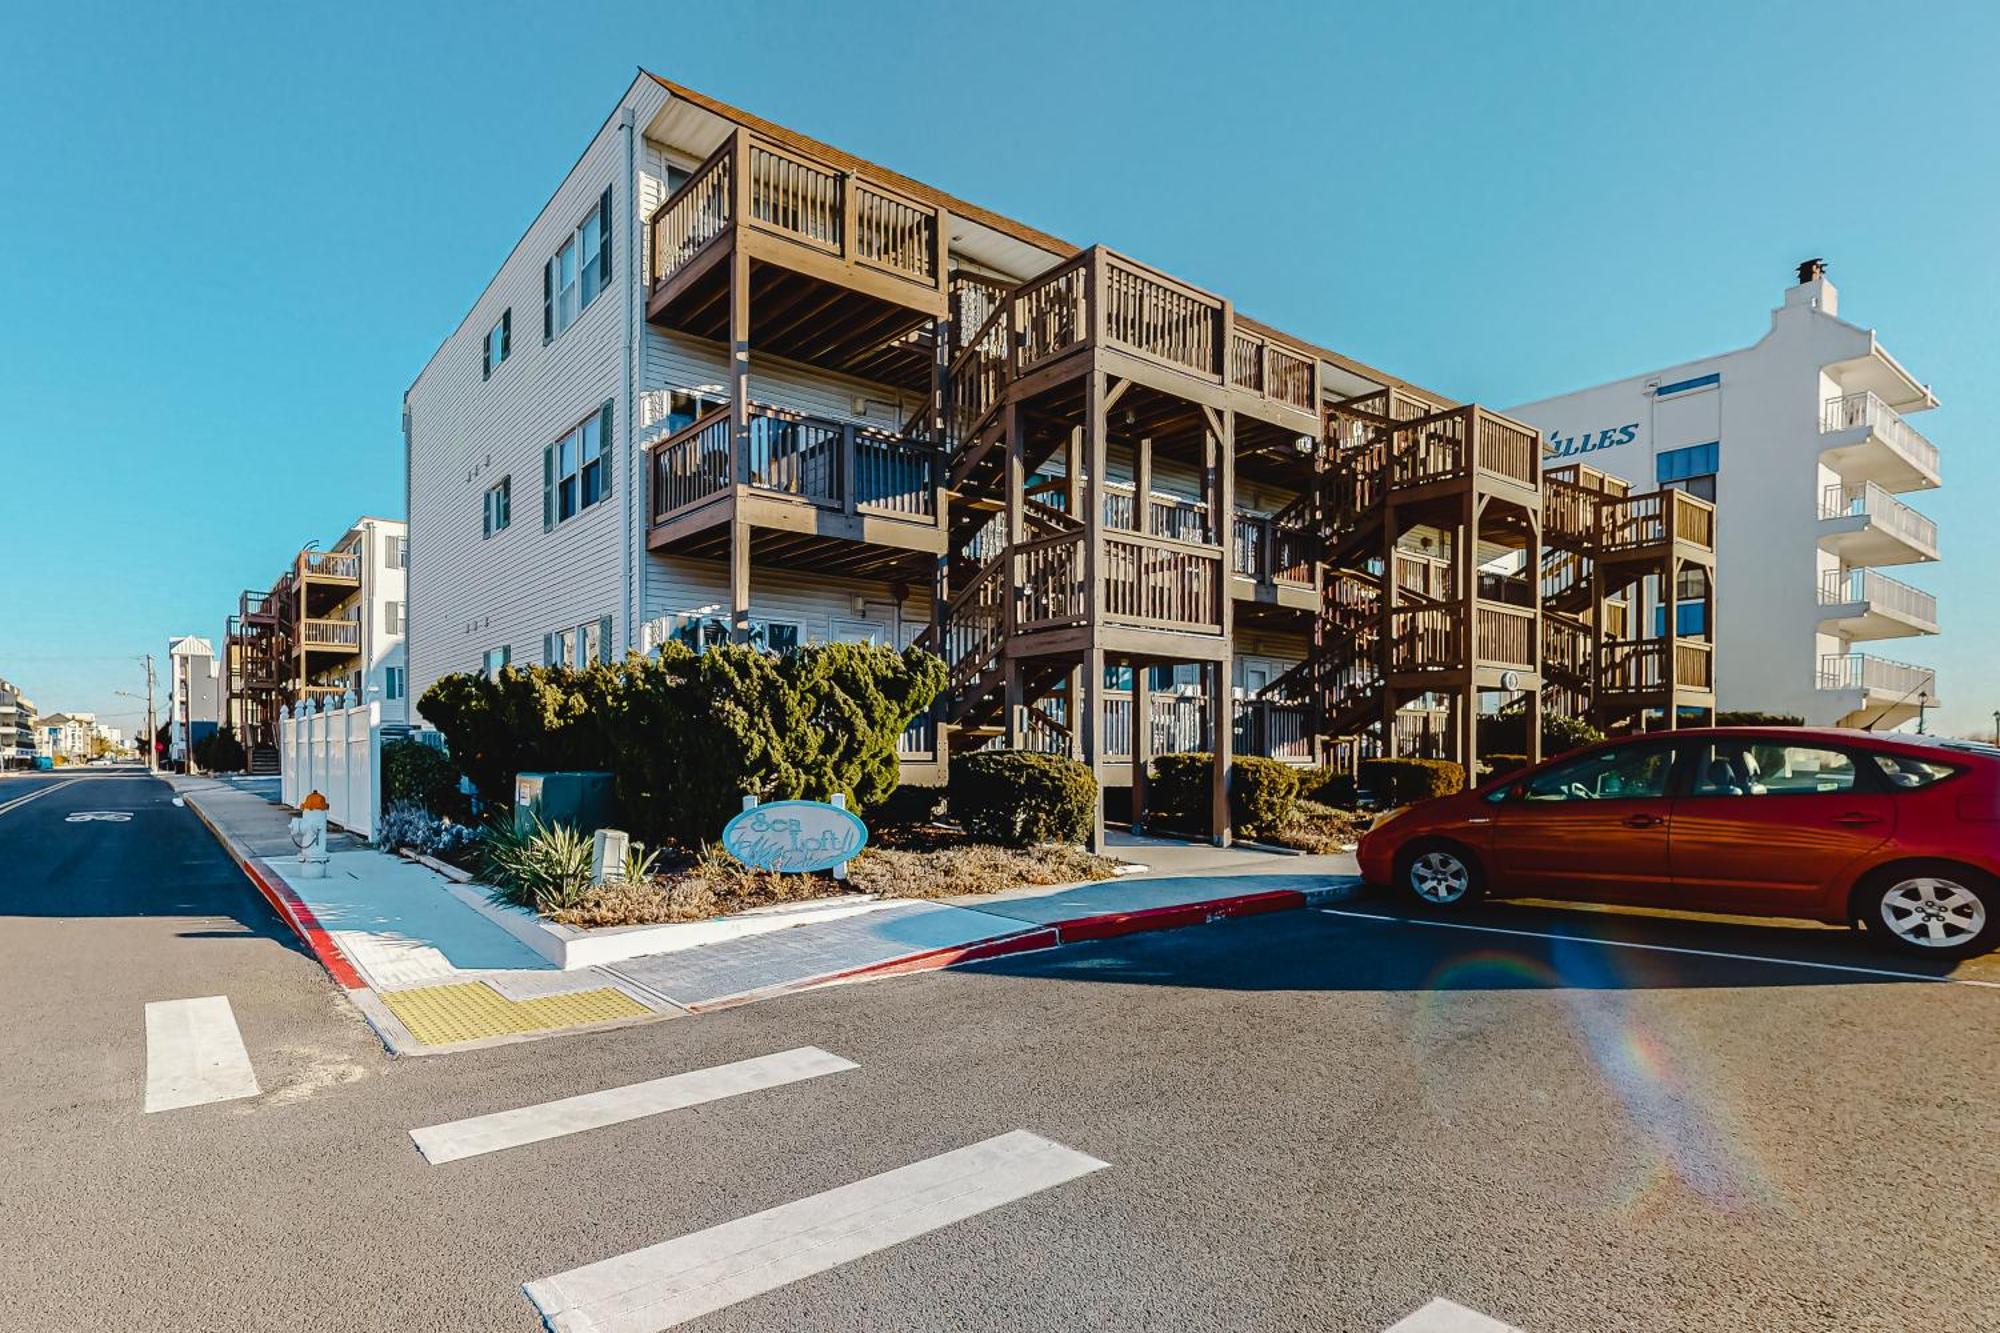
[721,799,869,874]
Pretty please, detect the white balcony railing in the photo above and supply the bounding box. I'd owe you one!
[1821,391,1940,481]
[1818,652,1937,701]
[1817,569,1939,626]
[1819,481,1939,554]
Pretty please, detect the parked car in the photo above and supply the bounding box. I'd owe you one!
[1357,728,2000,957]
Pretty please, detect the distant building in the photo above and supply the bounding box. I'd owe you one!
[167,637,221,764]
[0,678,37,769]
[1507,262,1941,729]
[39,711,106,763]
[226,517,408,768]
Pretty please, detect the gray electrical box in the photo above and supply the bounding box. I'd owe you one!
[513,771,615,835]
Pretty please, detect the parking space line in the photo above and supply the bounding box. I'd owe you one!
[523,1130,1108,1331]
[410,1047,858,1165]
[1385,1297,1522,1331]
[1320,909,2000,988]
[143,996,261,1113]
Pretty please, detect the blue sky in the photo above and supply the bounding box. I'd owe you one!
[3,0,1994,736]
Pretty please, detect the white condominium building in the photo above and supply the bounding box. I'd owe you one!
[1507,261,1941,730]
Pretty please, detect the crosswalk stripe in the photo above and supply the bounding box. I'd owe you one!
[143,996,260,1113]
[410,1046,858,1165]
[1385,1297,1524,1332]
[523,1129,1108,1331]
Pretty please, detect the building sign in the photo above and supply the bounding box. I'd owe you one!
[1543,422,1640,460]
[721,799,868,873]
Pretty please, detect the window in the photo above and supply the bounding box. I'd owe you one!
[546,615,614,667]
[1685,740,1857,797]
[482,310,511,379]
[544,187,612,341]
[383,534,403,568]
[483,476,512,537]
[1522,742,1675,802]
[666,387,724,433]
[481,646,511,677]
[384,601,404,636]
[1871,752,1957,789]
[544,401,614,528]
[383,667,405,701]
[1657,441,1718,502]
[748,620,800,653]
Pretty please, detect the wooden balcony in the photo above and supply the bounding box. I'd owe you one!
[1598,638,1715,702]
[1384,598,1539,689]
[299,617,361,654]
[1230,507,1316,611]
[1545,476,1715,561]
[645,128,947,389]
[647,404,946,577]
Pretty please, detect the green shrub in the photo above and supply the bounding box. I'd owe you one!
[1145,752,1299,836]
[1298,766,1359,809]
[1480,754,1531,781]
[1358,757,1465,807]
[381,739,462,816]
[869,782,947,828]
[948,750,1097,847]
[418,642,945,848]
[1480,711,1603,760]
[1715,711,1803,727]
[480,816,596,915]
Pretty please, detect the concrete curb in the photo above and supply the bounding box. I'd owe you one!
[179,791,369,992]
[689,877,1365,1008]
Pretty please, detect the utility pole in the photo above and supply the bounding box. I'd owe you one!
[1991,709,1998,746]
[143,654,158,775]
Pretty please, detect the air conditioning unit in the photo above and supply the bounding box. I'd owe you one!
[513,771,615,835]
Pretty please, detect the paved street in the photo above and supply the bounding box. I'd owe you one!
[5,770,1998,1331]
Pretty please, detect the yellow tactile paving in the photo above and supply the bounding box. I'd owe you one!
[378,981,651,1047]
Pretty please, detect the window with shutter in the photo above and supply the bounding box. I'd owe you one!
[543,261,554,343]
[546,188,612,341]
[596,399,614,500]
[543,445,555,531]
[598,614,614,662]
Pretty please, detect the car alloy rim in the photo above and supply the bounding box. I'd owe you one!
[1410,851,1470,903]
[1879,877,1987,948]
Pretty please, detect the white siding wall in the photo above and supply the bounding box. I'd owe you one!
[406,78,669,712]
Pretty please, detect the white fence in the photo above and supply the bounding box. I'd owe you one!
[278,696,387,841]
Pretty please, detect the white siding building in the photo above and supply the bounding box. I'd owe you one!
[1507,262,1942,730]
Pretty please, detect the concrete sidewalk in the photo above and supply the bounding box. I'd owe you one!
[172,777,1361,1051]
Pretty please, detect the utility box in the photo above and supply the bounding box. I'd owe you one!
[513,771,614,835]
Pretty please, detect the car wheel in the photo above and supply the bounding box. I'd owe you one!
[1396,841,1484,910]
[1864,864,1998,959]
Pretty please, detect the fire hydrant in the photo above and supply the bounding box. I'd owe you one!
[290,791,330,879]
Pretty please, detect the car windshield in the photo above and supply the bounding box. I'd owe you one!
[1521,744,1675,802]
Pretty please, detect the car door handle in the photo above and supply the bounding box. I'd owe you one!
[1622,813,1665,828]
[1833,812,1882,826]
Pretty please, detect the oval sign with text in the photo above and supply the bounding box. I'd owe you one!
[721,800,869,873]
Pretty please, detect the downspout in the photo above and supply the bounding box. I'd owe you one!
[621,103,639,652]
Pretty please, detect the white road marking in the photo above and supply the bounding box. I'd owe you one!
[65,810,132,822]
[523,1130,1108,1331]
[411,1047,858,1165]
[1386,1297,1523,1332]
[143,996,261,1113]
[1320,909,2000,989]
[0,778,81,818]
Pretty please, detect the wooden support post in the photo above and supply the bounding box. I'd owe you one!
[1528,508,1544,765]
[1004,403,1024,638]
[1082,646,1107,853]
[1134,437,1152,536]
[1130,661,1150,833]
[1208,658,1232,847]
[728,245,751,490]
[1004,658,1025,750]
[729,520,751,646]
[1663,553,1681,731]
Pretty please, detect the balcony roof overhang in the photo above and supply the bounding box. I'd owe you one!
[1826,338,1937,415]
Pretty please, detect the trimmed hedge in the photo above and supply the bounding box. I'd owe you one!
[1146,752,1300,837]
[871,782,947,829]
[1298,766,1359,809]
[1480,711,1603,761]
[418,642,945,847]
[1715,711,1803,727]
[1358,757,1465,807]
[382,739,463,817]
[192,726,246,774]
[1479,753,1531,781]
[948,750,1097,847]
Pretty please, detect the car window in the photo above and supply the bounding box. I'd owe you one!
[1684,741,1857,797]
[1871,752,1956,790]
[1521,744,1675,802]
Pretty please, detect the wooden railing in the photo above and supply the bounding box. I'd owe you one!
[1102,482,1208,543]
[1228,330,1317,412]
[1392,551,1452,601]
[1013,253,1089,373]
[1101,533,1224,632]
[1388,407,1539,492]
[1232,507,1315,587]
[1599,639,1713,693]
[1234,699,1315,761]
[300,617,360,649]
[1676,640,1714,690]
[650,409,733,520]
[1014,530,1086,631]
[1600,488,1716,554]
[1474,601,1535,668]
[1103,251,1223,379]
[298,550,360,581]
[1389,607,1464,671]
[646,130,942,295]
[1542,615,1591,681]
[947,300,1011,442]
[941,559,1006,688]
[855,432,938,517]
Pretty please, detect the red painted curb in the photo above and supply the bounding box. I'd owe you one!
[182,793,368,991]
[1054,888,1310,943]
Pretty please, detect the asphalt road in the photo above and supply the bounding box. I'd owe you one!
[5,771,1997,1331]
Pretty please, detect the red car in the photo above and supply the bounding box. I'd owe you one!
[1357,727,2000,958]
